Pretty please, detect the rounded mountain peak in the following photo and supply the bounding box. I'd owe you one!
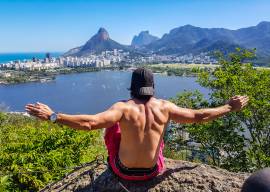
[97,27,110,40]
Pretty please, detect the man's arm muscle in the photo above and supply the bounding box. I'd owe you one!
[168,96,249,124]
[57,102,124,130]
[169,103,232,124]
[26,102,124,131]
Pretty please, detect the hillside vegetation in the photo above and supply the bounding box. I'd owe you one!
[166,49,270,172]
[0,113,106,191]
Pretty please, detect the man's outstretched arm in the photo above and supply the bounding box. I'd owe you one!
[168,95,249,124]
[25,102,124,130]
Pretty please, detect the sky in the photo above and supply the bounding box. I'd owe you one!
[0,0,269,52]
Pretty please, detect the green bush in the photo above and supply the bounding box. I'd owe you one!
[167,49,270,172]
[0,113,106,191]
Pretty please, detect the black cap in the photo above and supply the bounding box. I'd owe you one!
[130,68,154,96]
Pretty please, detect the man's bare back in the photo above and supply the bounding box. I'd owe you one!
[118,98,170,168]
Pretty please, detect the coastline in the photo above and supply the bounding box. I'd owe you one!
[0,67,101,85]
[0,64,212,85]
[0,52,63,64]
[1,63,269,85]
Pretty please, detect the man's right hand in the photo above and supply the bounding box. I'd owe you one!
[25,102,54,121]
[227,95,249,112]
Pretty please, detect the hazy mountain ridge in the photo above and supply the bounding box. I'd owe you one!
[131,31,159,48]
[64,22,270,64]
[145,21,270,58]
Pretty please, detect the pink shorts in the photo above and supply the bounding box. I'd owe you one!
[104,123,165,181]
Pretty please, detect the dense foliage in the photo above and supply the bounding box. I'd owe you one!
[166,49,270,172]
[0,113,106,191]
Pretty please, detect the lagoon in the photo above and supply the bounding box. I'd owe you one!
[0,71,209,114]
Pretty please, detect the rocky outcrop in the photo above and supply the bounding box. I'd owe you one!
[131,31,159,48]
[41,158,249,192]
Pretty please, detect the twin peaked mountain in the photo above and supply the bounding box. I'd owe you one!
[64,28,126,57]
[64,22,270,63]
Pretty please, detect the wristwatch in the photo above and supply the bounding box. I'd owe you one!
[49,112,58,123]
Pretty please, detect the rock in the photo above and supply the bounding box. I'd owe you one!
[131,31,159,48]
[41,158,249,192]
[64,27,128,57]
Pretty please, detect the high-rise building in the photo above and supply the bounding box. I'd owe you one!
[46,53,51,59]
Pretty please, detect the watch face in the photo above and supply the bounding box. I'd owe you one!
[50,113,57,122]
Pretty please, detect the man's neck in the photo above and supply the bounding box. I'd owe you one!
[131,97,154,104]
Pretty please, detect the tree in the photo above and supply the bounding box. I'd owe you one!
[168,49,270,172]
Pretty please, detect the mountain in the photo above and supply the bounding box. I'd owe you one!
[145,21,270,59]
[131,31,159,48]
[64,28,127,56]
[64,22,270,65]
[234,21,270,56]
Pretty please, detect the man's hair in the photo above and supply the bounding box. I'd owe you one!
[130,91,152,101]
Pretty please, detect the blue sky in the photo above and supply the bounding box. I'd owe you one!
[0,0,269,52]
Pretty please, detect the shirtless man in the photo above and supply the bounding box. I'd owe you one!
[25,68,249,189]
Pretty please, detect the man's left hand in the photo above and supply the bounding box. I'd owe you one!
[25,102,54,120]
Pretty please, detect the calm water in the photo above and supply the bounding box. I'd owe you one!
[0,71,209,114]
[0,52,62,64]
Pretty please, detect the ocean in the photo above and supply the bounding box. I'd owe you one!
[0,52,63,64]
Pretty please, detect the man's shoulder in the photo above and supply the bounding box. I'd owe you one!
[114,101,128,106]
[118,98,172,108]
[110,101,128,110]
[152,98,172,106]
[112,100,136,110]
